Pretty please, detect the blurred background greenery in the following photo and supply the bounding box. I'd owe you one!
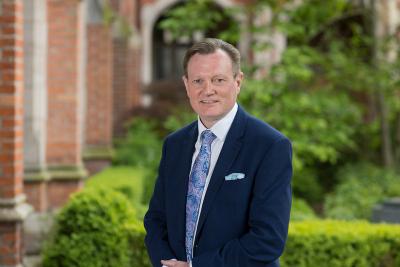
[111,0,400,220]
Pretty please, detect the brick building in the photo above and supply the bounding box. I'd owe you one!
[1,0,141,265]
[0,0,399,266]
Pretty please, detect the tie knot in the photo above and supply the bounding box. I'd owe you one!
[200,130,216,146]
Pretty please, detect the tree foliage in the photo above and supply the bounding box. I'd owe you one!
[158,0,239,43]
[325,162,400,220]
[133,0,400,214]
[159,0,400,206]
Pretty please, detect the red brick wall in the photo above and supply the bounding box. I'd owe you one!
[46,0,85,209]
[46,0,82,165]
[47,180,82,209]
[112,38,142,137]
[0,223,23,265]
[24,182,47,212]
[110,0,142,137]
[86,25,113,146]
[111,0,138,26]
[110,0,120,11]
[0,0,24,199]
[140,0,155,5]
[112,38,128,136]
[0,0,25,265]
[120,0,135,25]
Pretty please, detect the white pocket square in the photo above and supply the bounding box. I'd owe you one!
[225,173,245,181]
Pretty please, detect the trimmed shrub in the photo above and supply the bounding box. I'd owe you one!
[42,188,140,267]
[86,166,148,219]
[282,220,400,267]
[324,163,400,220]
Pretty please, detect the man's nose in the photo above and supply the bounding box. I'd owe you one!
[203,80,214,95]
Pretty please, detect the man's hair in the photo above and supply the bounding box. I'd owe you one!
[183,38,241,77]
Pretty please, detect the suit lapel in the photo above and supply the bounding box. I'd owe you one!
[173,122,198,244]
[194,107,247,243]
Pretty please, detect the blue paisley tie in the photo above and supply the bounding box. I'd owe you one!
[185,130,216,261]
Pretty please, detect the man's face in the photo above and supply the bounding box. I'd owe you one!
[183,49,243,128]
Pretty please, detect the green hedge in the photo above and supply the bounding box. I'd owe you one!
[282,220,400,267]
[43,189,400,267]
[128,219,400,267]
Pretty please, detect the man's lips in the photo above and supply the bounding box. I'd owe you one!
[200,100,219,104]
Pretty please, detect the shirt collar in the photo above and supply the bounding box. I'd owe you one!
[197,103,238,142]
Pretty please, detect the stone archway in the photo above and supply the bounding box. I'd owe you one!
[140,0,242,85]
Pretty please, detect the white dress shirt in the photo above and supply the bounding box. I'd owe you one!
[190,103,238,264]
[191,103,238,239]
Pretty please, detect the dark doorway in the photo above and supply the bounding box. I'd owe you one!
[145,1,237,120]
[152,1,236,81]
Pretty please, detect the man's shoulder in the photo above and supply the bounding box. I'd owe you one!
[164,120,197,143]
[242,109,289,144]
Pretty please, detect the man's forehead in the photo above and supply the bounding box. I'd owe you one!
[187,50,233,70]
[190,49,229,61]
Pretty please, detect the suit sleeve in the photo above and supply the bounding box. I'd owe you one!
[144,140,176,267]
[192,137,293,267]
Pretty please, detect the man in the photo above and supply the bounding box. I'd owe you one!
[144,38,292,267]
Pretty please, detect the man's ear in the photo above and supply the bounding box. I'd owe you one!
[235,71,244,93]
[183,75,190,97]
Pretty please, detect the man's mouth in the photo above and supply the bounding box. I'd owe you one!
[200,100,218,104]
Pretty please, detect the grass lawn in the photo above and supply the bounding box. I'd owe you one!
[86,166,148,218]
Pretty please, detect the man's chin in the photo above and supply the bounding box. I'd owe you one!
[200,111,221,119]
[199,113,225,124]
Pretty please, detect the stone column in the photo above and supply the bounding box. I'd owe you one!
[0,0,31,266]
[83,0,114,175]
[374,0,400,61]
[46,0,87,210]
[23,0,50,213]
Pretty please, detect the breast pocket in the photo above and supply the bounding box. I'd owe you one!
[219,173,252,207]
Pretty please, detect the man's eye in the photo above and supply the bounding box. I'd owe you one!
[192,79,202,84]
[213,78,226,84]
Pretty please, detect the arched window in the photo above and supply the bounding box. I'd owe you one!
[152,2,236,81]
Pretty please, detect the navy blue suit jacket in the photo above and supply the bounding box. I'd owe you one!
[144,106,292,267]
